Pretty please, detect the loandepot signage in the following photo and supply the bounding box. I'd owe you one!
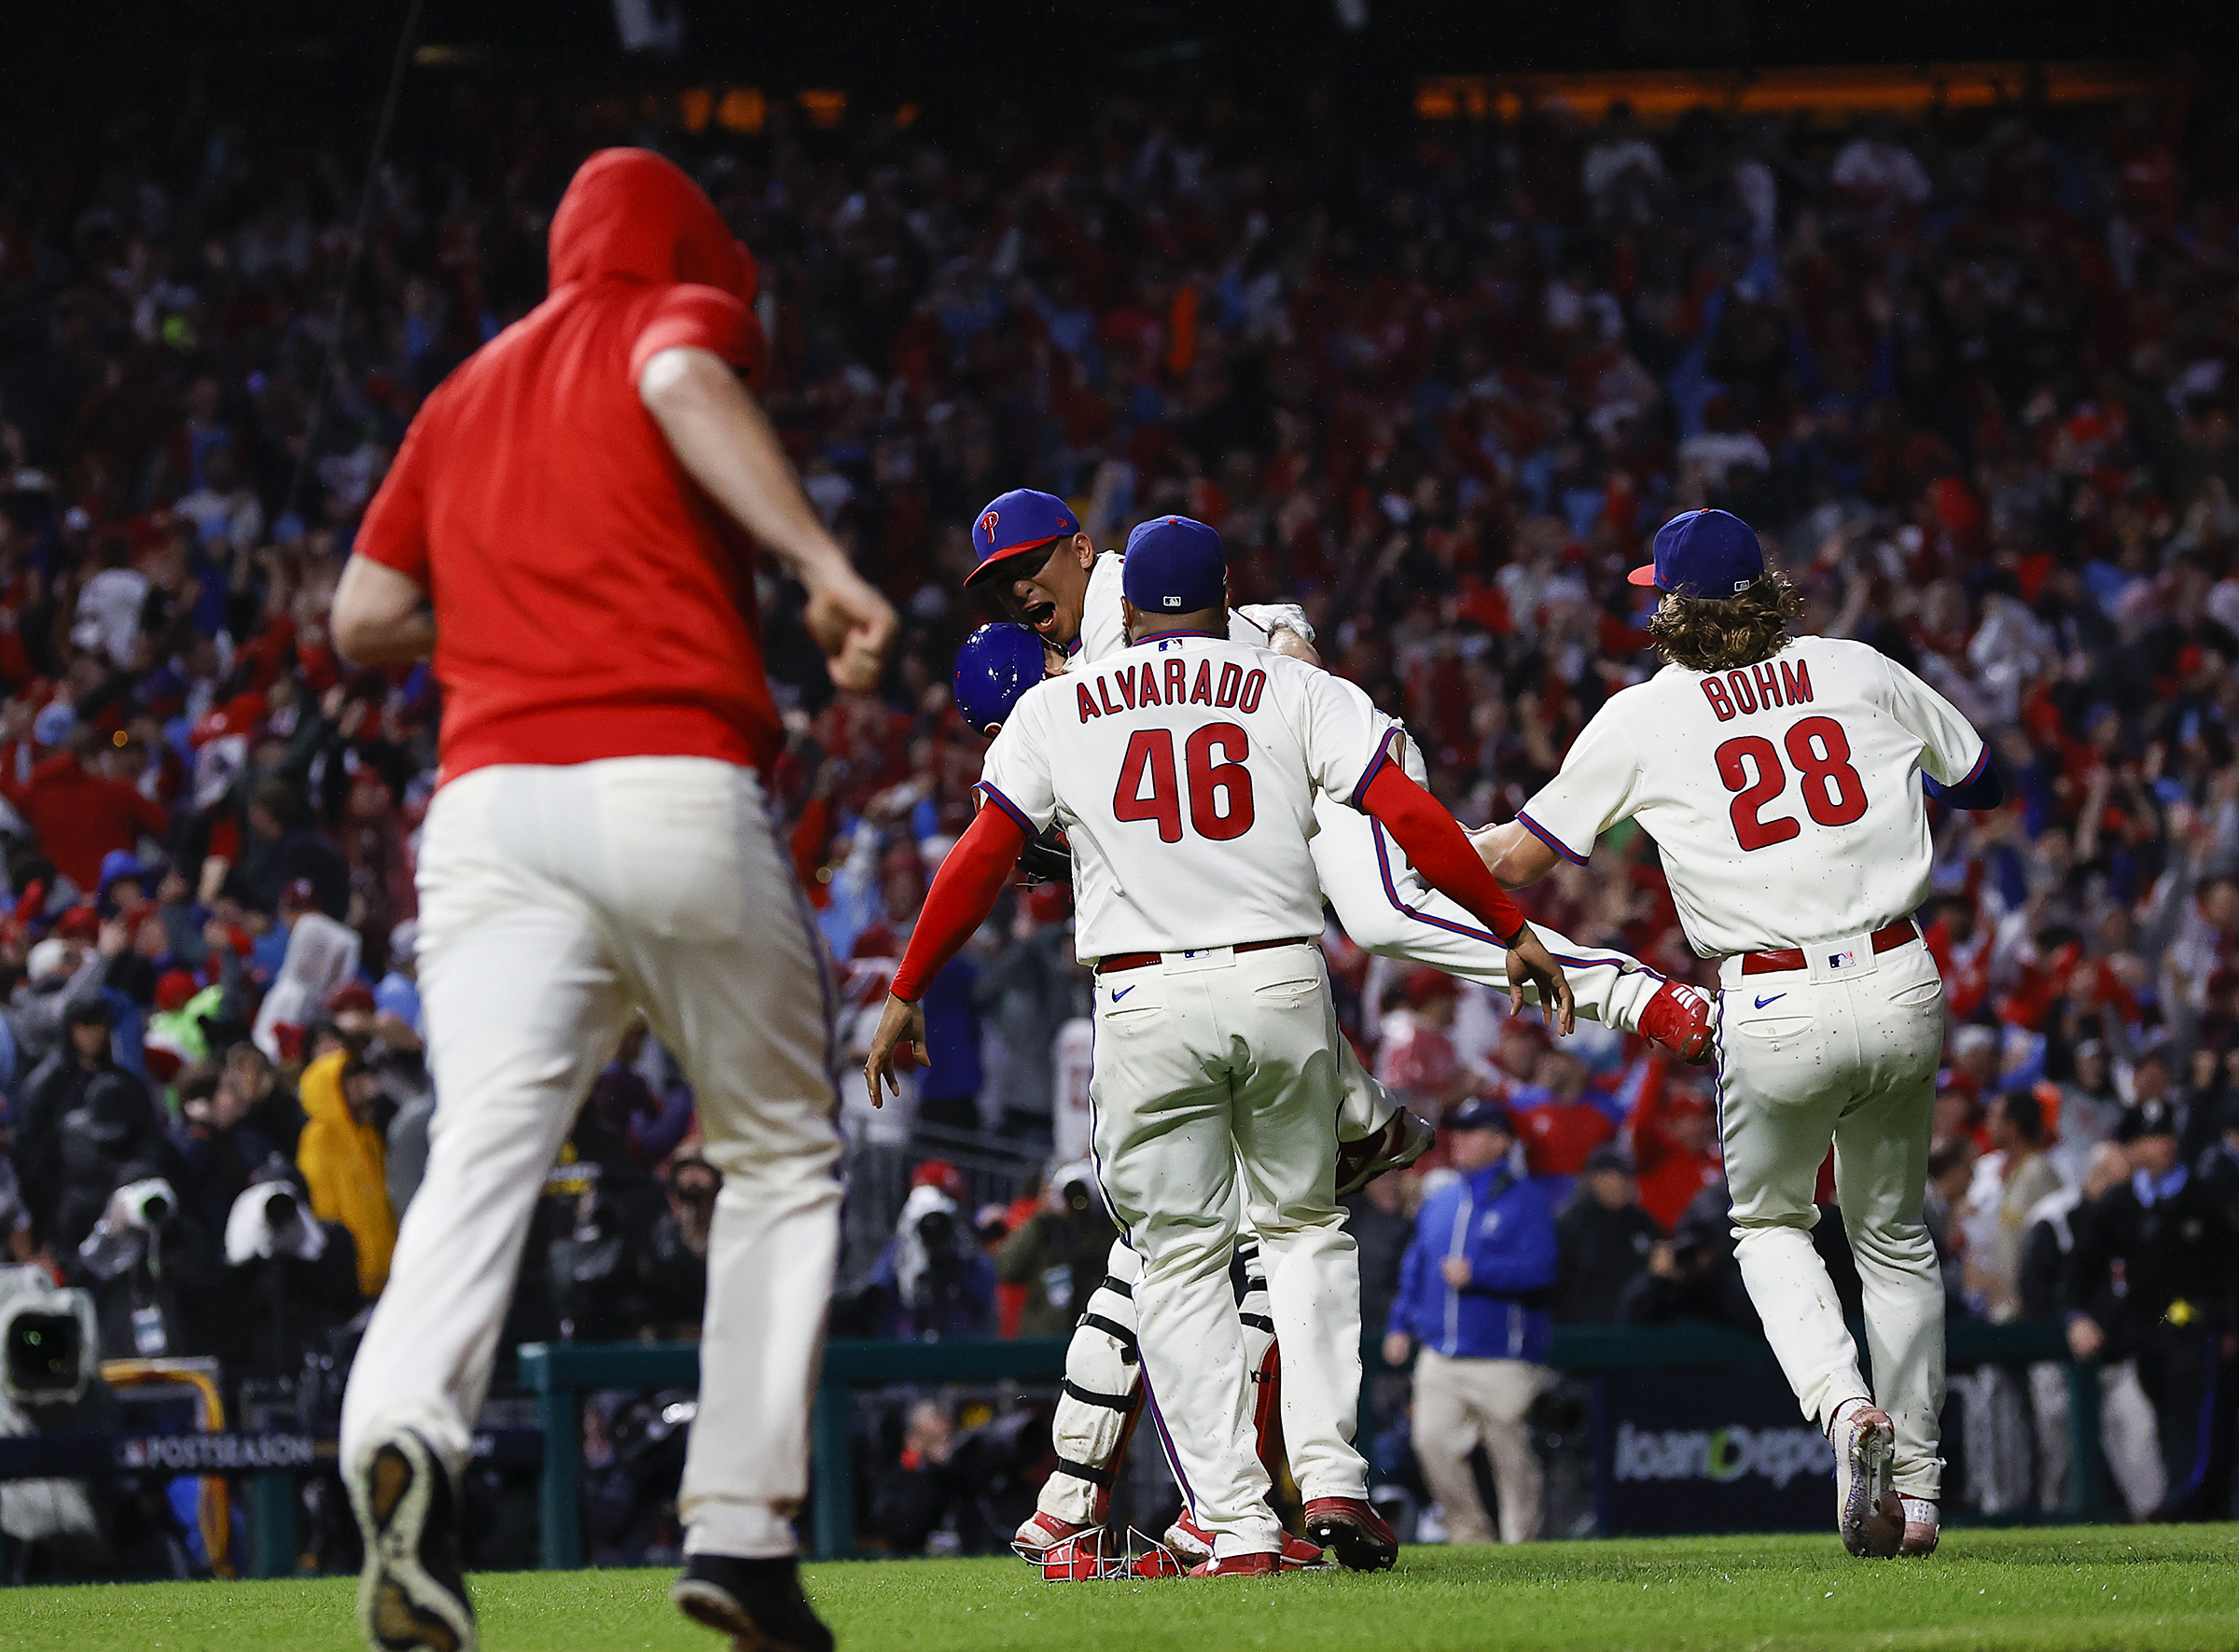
[1614,1421,1833,1491]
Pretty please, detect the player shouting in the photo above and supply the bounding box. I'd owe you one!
[868,517,1572,1575]
[961,489,1712,1055]
[1474,508,2004,1560]
[331,149,894,1652]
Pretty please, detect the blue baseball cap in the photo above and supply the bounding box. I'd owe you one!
[1629,508,1765,597]
[1121,516,1226,617]
[953,623,1047,734]
[1446,1099,1513,1135]
[965,489,1081,589]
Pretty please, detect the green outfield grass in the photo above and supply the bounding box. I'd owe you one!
[4,1526,2236,1652]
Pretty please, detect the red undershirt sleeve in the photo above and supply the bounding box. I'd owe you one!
[1358,762,1528,947]
[888,803,1030,1002]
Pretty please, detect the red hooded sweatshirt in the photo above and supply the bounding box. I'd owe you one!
[356,148,775,782]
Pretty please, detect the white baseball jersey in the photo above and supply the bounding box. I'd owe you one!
[979,633,1396,960]
[1517,633,1986,957]
[1064,550,1301,671]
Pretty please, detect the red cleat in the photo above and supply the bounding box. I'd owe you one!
[1189,1550,1282,1577]
[1639,981,1717,1065]
[1012,1510,1094,1559]
[1280,1533,1327,1569]
[1162,1511,1214,1564]
[1300,1497,1398,1572]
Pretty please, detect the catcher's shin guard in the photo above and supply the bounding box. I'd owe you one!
[1035,1268,1144,1528]
[1235,1240,1285,1482]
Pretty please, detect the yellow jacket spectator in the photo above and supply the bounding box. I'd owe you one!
[296,1048,396,1298]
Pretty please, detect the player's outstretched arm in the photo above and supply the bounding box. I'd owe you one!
[639,344,897,691]
[1469,819,1561,888]
[864,799,1030,1106]
[1358,763,1575,1033]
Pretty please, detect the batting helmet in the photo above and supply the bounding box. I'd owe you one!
[953,622,1047,734]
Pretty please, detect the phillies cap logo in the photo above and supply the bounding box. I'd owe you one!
[979,509,1000,543]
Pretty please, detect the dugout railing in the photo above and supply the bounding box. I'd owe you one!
[517,1317,2098,1566]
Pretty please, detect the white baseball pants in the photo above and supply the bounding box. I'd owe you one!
[1089,941,1367,1559]
[339,757,841,1559]
[1717,933,1946,1500]
[1307,785,1662,1034]
[1034,1034,1391,1531]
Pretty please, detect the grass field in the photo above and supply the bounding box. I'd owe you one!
[5,1526,2236,1652]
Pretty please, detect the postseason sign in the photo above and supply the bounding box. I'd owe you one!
[1593,1366,1834,1534]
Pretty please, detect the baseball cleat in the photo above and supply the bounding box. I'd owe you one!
[1335,1107,1438,1196]
[671,1554,833,1652]
[349,1429,477,1652]
[1301,1496,1399,1572]
[1639,980,1717,1065]
[1830,1403,1903,1559]
[1281,1532,1328,1569]
[1163,1510,1215,1565]
[1012,1509,1095,1557]
[1898,1497,1940,1558]
[1189,1550,1282,1577]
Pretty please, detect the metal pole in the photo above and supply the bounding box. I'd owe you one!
[810,1379,853,1562]
[536,1384,583,1569]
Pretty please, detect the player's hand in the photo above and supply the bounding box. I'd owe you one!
[862,993,925,1109]
[1505,924,1575,1034]
[1381,1331,1413,1368]
[2065,1316,2105,1361]
[1439,1256,1472,1289]
[804,563,898,694]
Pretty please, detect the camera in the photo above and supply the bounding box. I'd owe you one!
[0,1266,100,1409]
[262,1185,302,1236]
[118,1178,177,1232]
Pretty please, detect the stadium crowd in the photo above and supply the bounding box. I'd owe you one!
[2,73,2238,1568]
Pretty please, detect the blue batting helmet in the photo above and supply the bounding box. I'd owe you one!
[953,623,1048,734]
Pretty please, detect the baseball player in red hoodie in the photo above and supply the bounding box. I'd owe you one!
[331,149,893,1652]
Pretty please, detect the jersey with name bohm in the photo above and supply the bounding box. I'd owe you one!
[980,633,1395,960]
[1516,633,1986,957]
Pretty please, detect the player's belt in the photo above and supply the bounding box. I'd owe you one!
[1736,919,1918,977]
[1092,936,1317,976]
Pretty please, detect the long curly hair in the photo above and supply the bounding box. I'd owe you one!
[1644,571,1808,673]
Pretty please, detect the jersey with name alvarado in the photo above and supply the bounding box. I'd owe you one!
[979,633,1395,960]
[1517,633,1985,957]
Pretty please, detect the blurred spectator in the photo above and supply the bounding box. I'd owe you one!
[295,1048,396,1300]
[2,728,166,893]
[15,994,124,1242]
[994,1158,1113,1338]
[374,920,423,1038]
[1509,1049,1615,1204]
[972,890,1083,1142]
[1344,1171,1416,1343]
[2019,1141,2167,1519]
[211,1165,363,1381]
[1626,1065,1721,1231]
[2051,1039,2125,1187]
[867,1166,996,1340]
[1383,1100,1555,1544]
[1554,1146,1660,1324]
[2063,1101,2238,1520]
[1617,1184,1762,1335]
[1375,970,1474,1118]
[1963,1090,2064,1322]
